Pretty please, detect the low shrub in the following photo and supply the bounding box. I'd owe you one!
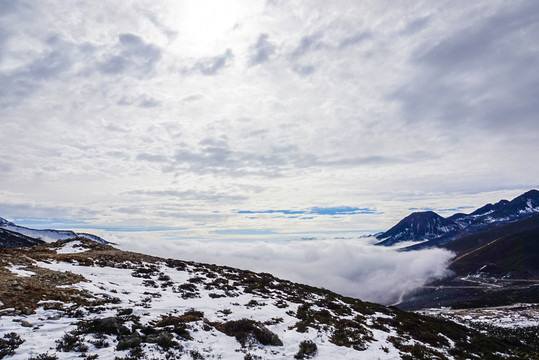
[220,318,283,346]
[294,340,318,359]
[28,353,58,360]
[0,333,24,359]
[56,332,88,352]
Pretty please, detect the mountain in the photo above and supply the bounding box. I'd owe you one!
[376,211,460,246]
[447,199,510,228]
[476,189,539,224]
[398,214,539,310]
[377,189,539,249]
[1,238,537,359]
[0,217,111,246]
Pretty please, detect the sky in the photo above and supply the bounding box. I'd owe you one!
[1,0,538,241]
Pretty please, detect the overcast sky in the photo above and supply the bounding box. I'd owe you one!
[1,0,538,241]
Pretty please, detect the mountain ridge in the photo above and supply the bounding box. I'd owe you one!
[0,217,111,246]
[376,189,539,249]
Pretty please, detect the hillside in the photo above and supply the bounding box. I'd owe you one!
[1,239,536,359]
[0,228,44,248]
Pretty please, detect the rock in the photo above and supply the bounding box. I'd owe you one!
[13,319,30,326]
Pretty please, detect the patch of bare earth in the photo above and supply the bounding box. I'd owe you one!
[0,238,158,314]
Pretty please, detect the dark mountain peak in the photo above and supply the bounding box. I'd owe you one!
[376,211,459,246]
[510,189,539,205]
[519,189,539,198]
[469,199,510,217]
[407,210,443,219]
[447,213,467,220]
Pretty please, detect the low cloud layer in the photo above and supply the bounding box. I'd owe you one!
[117,236,454,305]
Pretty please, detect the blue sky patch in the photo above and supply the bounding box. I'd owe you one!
[237,206,377,217]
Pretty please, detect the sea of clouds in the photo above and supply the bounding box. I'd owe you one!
[114,235,454,305]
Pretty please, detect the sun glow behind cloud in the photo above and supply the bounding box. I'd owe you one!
[167,0,263,57]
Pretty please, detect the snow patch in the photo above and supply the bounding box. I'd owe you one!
[6,265,35,277]
[55,240,89,254]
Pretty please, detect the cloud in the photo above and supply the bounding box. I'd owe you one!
[118,94,161,108]
[0,35,75,105]
[408,206,475,213]
[392,1,539,134]
[290,32,325,60]
[124,189,248,202]
[98,33,162,77]
[136,135,432,178]
[400,16,431,35]
[118,237,454,305]
[248,34,276,66]
[0,200,99,220]
[338,31,371,49]
[189,49,233,76]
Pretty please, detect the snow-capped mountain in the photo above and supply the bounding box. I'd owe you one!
[377,189,539,248]
[376,211,460,246]
[0,238,535,359]
[0,217,110,245]
[471,189,539,225]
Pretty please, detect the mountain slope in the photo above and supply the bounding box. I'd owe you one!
[398,215,539,310]
[448,219,539,280]
[0,228,44,248]
[1,238,536,359]
[0,217,111,245]
[443,213,539,255]
[478,189,539,224]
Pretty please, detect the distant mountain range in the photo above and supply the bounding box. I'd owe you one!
[376,189,539,249]
[0,217,110,247]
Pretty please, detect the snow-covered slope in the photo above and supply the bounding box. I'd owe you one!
[0,217,110,245]
[1,239,533,359]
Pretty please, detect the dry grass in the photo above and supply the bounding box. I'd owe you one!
[0,238,158,314]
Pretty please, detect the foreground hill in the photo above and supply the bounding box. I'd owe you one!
[1,239,536,359]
